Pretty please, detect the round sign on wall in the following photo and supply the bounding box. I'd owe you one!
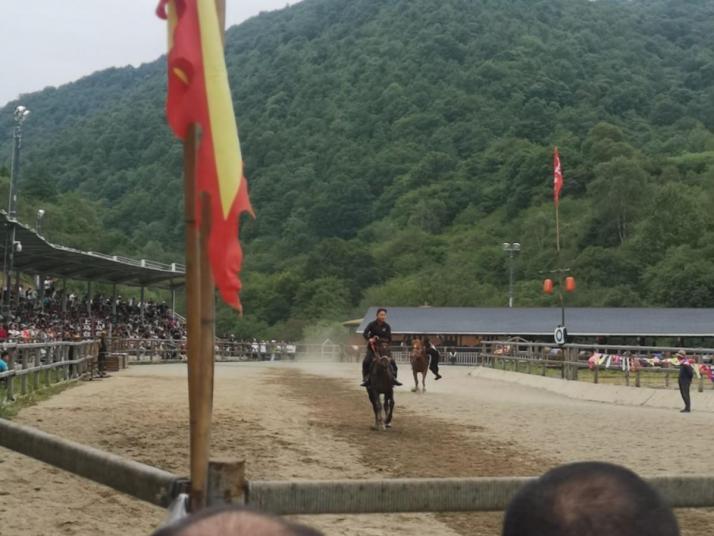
[554,326,567,346]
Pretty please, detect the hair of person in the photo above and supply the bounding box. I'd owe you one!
[376,307,387,315]
[502,461,679,536]
[152,505,324,536]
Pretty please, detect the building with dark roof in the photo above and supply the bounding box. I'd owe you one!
[355,307,714,346]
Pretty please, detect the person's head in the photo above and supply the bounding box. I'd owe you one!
[676,350,686,361]
[376,308,387,323]
[502,462,679,536]
[152,505,323,536]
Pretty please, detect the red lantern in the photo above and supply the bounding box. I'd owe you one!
[543,279,554,295]
[565,276,576,293]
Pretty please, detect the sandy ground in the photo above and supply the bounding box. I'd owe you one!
[2,361,713,535]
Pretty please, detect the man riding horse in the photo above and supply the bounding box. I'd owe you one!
[360,308,402,387]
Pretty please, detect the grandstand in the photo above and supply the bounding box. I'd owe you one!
[0,210,185,342]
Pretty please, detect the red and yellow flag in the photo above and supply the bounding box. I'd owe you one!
[156,0,253,310]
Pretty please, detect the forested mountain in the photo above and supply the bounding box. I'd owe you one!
[2,0,714,338]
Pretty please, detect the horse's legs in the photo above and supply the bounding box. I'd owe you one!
[371,392,384,430]
[422,371,427,392]
[385,393,394,427]
[369,390,380,430]
[412,369,419,392]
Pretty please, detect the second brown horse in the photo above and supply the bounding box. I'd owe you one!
[410,339,431,393]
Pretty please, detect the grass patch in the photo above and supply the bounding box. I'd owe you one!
[0,380,80,419]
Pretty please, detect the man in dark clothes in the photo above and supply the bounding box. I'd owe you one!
[423,338,442,380]
[677,350,693,413]
[360,308,401,386]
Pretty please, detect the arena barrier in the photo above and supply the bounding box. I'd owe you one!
[3,420,714,515]
[111,338,343,363]
[0,340,99,403]
[245,474,714,514]
[479,340,714,392]
[0,418,187,508]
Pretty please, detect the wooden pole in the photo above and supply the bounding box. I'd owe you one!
[183,122,207,511]
[184,0,226,512]
[555,202,561,254]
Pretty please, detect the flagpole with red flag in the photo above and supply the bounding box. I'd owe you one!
[157,0,252,511]
[553,146,564,253]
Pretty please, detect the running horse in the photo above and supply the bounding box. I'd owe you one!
[366,340,395,431]
[410,339,430,393]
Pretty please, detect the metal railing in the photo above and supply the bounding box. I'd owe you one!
[0,340,99,403]
[103,336,714,393]
[477,340,714,392]
[109,338,344,363]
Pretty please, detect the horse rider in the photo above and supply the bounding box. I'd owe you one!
[423,337,443,380]
[360,308,402,386]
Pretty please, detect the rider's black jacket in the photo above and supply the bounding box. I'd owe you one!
[363,320,392,343]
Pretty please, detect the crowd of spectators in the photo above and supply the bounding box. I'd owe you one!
[0,278,185,344]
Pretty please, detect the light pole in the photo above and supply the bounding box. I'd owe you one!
[502,242,521,308]
[36,209,45,235]
[4,105,30,310]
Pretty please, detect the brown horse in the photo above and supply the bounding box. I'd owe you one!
[410,339,430,393]
[366,341,395,431]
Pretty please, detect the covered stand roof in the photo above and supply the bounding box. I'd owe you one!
[0,211,185,289]
[358,307,714,338]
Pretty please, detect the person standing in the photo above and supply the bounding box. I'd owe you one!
[424,338,442,380]
[0,350,9,389]
[677,350,693,413]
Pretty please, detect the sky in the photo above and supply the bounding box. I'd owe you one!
[0,0,294,107]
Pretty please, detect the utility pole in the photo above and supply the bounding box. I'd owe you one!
[502,242,521,308]
[4,105,30,312]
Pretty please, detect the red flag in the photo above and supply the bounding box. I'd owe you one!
[553,146,564,207]
[157,0,253,310]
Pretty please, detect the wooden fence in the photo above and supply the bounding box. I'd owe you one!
[0,340,99,403]
[3,419,714,515]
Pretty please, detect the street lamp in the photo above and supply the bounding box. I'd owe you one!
[36,209,45,235]
[3,105,30,310]
[502,242,521,308]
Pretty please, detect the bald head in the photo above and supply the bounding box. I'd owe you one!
[502,462,679,536]
[153,506,323,536]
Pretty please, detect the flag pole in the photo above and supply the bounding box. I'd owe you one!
[184,121,209,511]
[182,0,226,512]
[555,201,561,254]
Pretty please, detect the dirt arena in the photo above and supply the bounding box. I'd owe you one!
[2,362,714,535]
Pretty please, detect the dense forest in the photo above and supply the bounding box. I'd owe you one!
[1,0,714,339]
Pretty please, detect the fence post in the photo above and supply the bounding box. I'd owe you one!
[665,369,670,388]
[207,459,246,506]
[698,355,704,393]
[20,349,28,396]
[7,351,15,401]
[542,359,547,376]
[33,347,41,391]
[635,366,641,388]
[45,346,52,386]
[594,363,599,384]
[64,346,70,381]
